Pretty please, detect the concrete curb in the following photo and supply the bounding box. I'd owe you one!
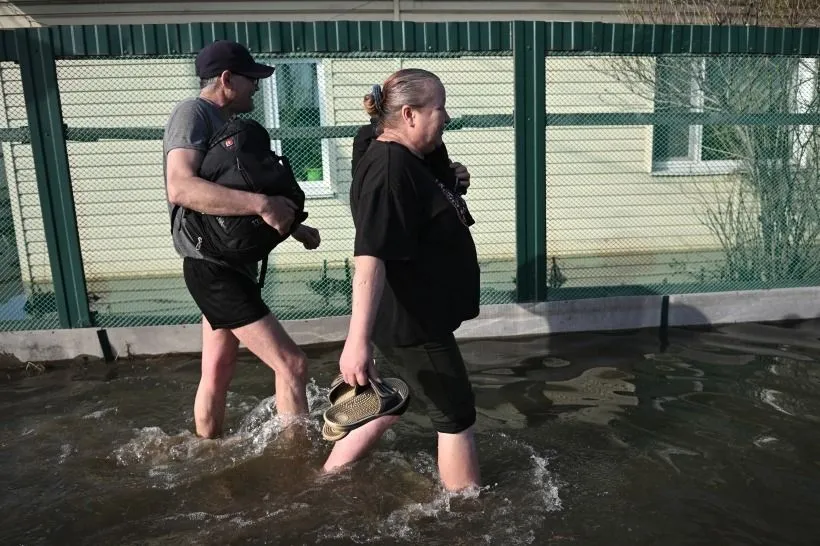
[1,286,818,363]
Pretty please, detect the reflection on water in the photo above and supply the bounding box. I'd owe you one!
[3,319,820,545]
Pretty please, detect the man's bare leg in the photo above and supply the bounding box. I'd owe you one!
[195,316,240,438]
[322,415,399,472]
[437,426,480,491]
[231,313,309,421]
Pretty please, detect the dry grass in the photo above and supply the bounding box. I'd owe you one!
[622,0,820,27]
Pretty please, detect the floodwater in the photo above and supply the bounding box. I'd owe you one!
[2,320,820,545]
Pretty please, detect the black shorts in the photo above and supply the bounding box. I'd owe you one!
[183,257,270,330]
[376,333,476,434]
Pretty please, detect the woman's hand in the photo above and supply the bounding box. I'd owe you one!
[339,339,377,386]
[451,161,471,192]
[339,256,386,386]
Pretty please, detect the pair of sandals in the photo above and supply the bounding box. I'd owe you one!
[321,374,411,441]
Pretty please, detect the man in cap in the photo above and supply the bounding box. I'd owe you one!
[163,40,321,438]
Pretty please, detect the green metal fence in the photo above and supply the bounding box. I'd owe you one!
[1,21,819,332]
[545,52,820,300]
[0,60,61,331]
[51,52,516,328]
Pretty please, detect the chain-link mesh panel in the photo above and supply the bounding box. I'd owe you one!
[247,54,516,318]
[55,56,200,327]
[545,54,820,300]
[412,57,516,305]
[54,53,515,327]
[0,62,60,331]
[15,48,819,328]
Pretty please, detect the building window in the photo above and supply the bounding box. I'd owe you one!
[259,60,333,198]
[652,56,816,175]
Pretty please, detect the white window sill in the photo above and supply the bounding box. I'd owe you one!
[301,182,336,200]
[651,160,740,177]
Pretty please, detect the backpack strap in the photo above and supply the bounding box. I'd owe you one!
[258,254,269,288]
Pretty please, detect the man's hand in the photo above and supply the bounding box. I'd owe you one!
[292,224,321,249]
[451,161,471,192]
[339,338,377,387]
[259,196,297,235]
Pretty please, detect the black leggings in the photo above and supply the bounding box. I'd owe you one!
[377,333,476,434]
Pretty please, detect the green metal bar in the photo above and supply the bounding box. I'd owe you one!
[2,21,818,58]
[0,29,17,61]
[0,127,32,142]
[513,22,529,302]
[4,110,816,143]
[541,22,820,56]
[41,21,513,56]
[533,26,547,302]
[0,114,516,143]
[16,28,91,328]
[4,111,818,143]
[513,21,547,303]
[547,277,820,302]
[544,112,820,126]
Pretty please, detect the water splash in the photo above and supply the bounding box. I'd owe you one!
[316,433,562,545]
[58,444,73,464]
[760,388,795,416]
[82,407,118,420]
[110,379,335,488]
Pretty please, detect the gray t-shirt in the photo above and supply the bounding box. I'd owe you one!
[163,97,257,278]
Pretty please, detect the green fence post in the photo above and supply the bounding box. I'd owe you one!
[16,28,91,328]
[513,21,547,303]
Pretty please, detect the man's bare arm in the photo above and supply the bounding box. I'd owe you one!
[166,148,268,215]
[166,148,296,233]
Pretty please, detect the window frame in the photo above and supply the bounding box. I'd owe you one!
[651,56,817,177]
[652,58,739,176]
[260,58,335,198]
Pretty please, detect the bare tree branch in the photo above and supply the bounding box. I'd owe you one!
[622,0,820,27]
[605,1,820,283]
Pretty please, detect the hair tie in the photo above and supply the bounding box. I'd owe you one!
[371,84,385,115]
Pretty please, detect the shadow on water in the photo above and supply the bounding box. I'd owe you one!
[2,309,820,544]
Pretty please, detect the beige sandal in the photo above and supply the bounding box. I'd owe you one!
[321,376,410,441]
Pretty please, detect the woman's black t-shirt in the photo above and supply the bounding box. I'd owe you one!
[350,140,480,347]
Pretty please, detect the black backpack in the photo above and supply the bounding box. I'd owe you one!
[180,118,308,265]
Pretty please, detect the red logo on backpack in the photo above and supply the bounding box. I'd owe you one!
[224,137,235,148]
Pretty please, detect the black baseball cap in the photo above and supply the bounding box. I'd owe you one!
[195,40,275,79]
